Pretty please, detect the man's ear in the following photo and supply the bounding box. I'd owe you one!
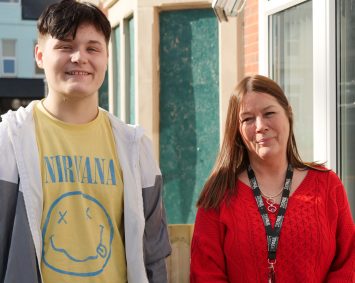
[35,43,44,69]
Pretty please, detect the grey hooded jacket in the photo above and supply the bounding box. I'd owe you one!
[0,101,171,283]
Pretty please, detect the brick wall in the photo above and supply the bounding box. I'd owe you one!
[243,0,259,75]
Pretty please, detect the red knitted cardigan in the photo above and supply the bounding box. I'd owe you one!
[190,169,355,282]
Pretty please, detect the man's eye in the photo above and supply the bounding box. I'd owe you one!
[87,47,99,52]
[60,46,72,50]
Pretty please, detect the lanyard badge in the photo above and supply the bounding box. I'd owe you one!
[247,164,294,283]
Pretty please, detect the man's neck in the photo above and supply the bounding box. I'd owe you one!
[42,94,99,124]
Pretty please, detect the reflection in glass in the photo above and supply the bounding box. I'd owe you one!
[337,0,355,217]
[113,26,120,117]
[269,1,313,161]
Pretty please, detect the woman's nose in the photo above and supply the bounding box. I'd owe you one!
[255,116,268,132]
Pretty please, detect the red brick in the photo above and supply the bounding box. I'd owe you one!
[244,42,258,54]
[245,64,259,75]
[244,33,258,46]
[242,0,259,75]
[244,22,258,35]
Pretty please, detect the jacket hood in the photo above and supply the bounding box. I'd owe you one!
[1,100,37,133]
[2,101,145,144]
[106,110,145,144]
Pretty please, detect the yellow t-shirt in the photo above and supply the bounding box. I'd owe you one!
[34,102,127,283]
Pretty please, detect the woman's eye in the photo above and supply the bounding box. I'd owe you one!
[241,117,253,124]
[265,112,275,117]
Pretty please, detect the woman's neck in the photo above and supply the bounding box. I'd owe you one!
[249,157,288,178]
[248,157,289,197]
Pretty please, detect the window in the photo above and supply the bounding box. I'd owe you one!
[262,0,353,214]
[111,17,134,123]
[337,0,355,217]
[0,0,19,2]
[124,17,135,124]
[113,25,121,117]
[268,1,313,161]
[1,39,16,76]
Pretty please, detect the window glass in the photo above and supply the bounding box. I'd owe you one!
[123,17,135,123]
[128,17,135,124]
[2,39,16,75]
[3,59,15,73]
[2,39,15,57]
[269,1,313,161]
[337,0,355,217]
[113,26,121,117]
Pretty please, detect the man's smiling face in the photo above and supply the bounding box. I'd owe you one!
[35,23,108,101]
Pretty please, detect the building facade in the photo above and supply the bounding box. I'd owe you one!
[102,0,240,225]
[0,0,109,115]
[101,0,355,225]
[0,0,58,115]
[258,0,355,217]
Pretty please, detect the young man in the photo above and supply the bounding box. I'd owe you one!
[0,1,171,282]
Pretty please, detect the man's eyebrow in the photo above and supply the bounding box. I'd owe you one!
[87,40,104,45]
[57,38,72,42]
[56,39,103,45]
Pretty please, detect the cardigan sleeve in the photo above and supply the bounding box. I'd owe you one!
[190,207,229,283]
[325,172,355,282]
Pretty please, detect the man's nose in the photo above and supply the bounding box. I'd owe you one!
[71,50,87,64]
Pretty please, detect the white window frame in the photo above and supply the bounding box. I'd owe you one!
[1,39,17,77]
[0,0,19,3]
[259,0,336,170]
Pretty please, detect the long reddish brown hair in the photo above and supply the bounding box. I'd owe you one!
[197,75,322,209]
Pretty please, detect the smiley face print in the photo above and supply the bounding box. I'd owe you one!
[42,191,114,277]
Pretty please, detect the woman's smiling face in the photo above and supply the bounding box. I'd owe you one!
[239,91,290,163]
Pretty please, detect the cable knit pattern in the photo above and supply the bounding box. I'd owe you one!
[190,169,355,282]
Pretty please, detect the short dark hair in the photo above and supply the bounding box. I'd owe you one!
[37,0,111,44]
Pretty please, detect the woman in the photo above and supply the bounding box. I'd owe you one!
[190,75,355,282]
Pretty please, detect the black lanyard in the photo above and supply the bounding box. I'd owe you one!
[247,164,293,282]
